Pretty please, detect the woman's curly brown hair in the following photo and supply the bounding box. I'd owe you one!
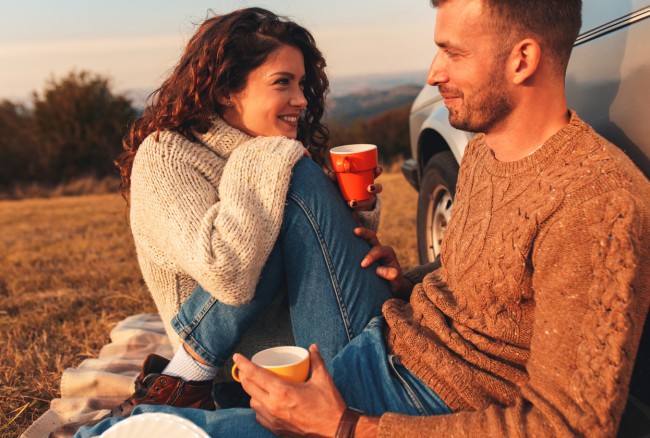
[116,7,329,197]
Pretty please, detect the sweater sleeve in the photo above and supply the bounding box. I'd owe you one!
[378,189,650,437]
[354,195,381,232]
[403,256,441,285]
[131,135,305,306]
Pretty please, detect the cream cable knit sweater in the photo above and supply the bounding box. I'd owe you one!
[129,117,380,350]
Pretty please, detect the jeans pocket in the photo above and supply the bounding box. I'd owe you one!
[387,354,429,416]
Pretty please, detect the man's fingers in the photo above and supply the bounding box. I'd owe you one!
[308,344,327,379]
[361,245,390,267]
[376,266,401,281]
[353,227,380,246]
[233,353,280,401]
[250,403,275,432]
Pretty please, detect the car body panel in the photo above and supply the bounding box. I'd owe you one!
[567,6,650,177]
[410,97,472,165]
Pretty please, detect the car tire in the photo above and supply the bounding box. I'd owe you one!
[417,151,459,264]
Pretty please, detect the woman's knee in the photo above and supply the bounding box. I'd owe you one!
[289,157,338,199]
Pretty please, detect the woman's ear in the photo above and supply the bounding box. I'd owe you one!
[217,95,230,107]
[508,38,541,85]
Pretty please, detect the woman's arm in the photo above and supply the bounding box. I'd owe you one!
[130,133,305,305]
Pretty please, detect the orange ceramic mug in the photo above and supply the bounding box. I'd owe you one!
[231,346,310,383]
[329,144,378,202]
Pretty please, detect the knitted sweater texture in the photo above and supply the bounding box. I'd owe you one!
[129,117,380,349]
[379,112,650,437]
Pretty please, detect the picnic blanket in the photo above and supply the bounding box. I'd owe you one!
[22,314,173,438]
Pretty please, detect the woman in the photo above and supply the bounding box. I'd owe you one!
[53,7,392,438]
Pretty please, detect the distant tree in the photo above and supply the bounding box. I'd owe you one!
[31,71,137,182]
[328,104,411,165]
[0,100,39,186]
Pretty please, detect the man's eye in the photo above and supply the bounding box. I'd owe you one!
[445,50,456,58]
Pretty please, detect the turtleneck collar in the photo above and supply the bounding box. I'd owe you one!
[481,110,588,177]
[193,115,253,159]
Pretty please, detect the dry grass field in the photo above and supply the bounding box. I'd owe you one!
[0,171,418,436]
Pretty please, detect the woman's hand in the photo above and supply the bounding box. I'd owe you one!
[354,227,414,299]
[328,166,383,211]
[234,344,347,437]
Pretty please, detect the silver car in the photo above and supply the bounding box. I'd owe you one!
[403,1,650,434]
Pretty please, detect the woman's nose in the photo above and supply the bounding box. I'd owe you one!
[292,88,307,108]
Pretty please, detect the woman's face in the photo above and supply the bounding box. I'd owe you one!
[222,45,307,139]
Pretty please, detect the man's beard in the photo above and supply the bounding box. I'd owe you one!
[443,68,514,134]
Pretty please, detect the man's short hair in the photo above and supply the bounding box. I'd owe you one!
[431,0,582,73]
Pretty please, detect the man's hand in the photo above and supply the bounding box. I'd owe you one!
[354,227,414,299]
[234,344,347,437]
[328,166,383,211]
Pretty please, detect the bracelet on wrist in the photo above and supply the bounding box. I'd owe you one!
[335,407,364,438]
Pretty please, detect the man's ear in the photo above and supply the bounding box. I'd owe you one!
[508,38,541,85]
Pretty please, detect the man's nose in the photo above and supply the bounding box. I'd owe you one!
[427,51,448,86]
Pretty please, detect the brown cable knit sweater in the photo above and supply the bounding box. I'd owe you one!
[379,112,650,437]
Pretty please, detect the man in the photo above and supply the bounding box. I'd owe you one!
[74,0,650,437]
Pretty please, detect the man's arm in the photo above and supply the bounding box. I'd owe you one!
[402,255,441,286]
[237,190,649,438]
[377,190,650,437]
[355,227,442,301]
[354,227,416,300]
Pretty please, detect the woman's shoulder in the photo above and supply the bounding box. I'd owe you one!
[136,130,220,168]
[139,130,195,154]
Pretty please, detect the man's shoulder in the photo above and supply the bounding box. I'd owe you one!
[553,117,650,200]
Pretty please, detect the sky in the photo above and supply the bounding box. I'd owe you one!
[0,0,437,102]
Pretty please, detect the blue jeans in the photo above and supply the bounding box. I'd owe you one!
[76,319,451,437]
[75,158,450,437]
[171,157,393,363]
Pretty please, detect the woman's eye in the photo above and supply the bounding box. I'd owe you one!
[275,78,290,85]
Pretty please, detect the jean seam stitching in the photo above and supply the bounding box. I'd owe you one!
[171,296,226,365]
[287,191,354,342]
[387,354,428,415]
[182,332,225,365]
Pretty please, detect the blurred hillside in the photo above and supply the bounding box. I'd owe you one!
[0,70,419,199]
[326,84,420,126]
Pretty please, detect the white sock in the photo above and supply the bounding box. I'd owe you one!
[162,345,218,382]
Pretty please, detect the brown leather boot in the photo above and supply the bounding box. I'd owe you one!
[49,353,216,438]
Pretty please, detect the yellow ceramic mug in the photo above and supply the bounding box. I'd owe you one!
[232,346,310,383]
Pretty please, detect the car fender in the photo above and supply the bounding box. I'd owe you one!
[418,105,473,167]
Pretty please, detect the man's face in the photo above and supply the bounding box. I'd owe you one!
[427,0,513,133]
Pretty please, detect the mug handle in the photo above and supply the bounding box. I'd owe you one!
[231,364,241,382]
[334,156,351,173]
